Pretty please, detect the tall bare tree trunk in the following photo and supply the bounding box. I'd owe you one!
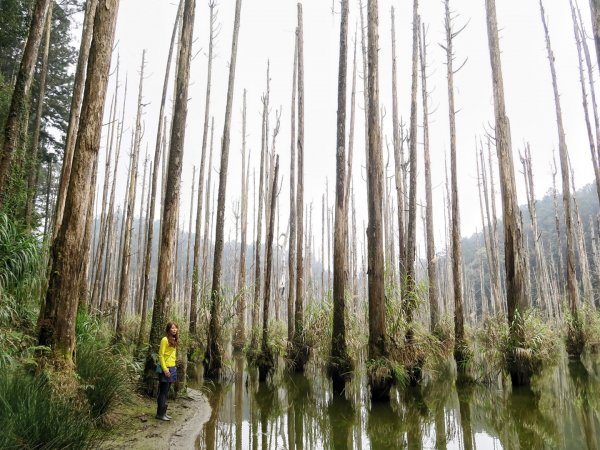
[390,8,405,282]
[444,0,468,373]
[233,90,249,351]
[588,0,600,77]
[250,71,269,355]
[116,51,145,340]
[330,0,352,394]
[190,1,215,338]
[485,0,530,384]
[38,0,120,363]
[421,22,439,333]
[53,0,98,235]
[204,0,243,379]
[291,3,309,372]
[520,145,552,317]
[287,33,298,346]
[540,1,582,356]
[258,156,279,381]
[571,0,600,203]
[0,0,52,202]
[149,0,195,355]
[25,3,53,225]
[366,0,390,401]
[404,0,419,325]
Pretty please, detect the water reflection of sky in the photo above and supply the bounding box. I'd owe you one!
[194,355,600,449]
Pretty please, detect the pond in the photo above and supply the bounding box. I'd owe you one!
[189,355,600,449]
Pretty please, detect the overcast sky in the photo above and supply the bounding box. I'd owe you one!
[94,0,596,256]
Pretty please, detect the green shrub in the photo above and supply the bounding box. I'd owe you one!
[478,309,560,383]
[76,340,133,422]
[0,370,98,449]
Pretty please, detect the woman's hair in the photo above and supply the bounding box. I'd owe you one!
[165,321,179,348]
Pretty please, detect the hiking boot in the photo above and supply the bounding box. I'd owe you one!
[165,414,172,420]
[155,415,171,421]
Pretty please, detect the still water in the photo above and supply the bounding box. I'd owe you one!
[191,356,600,449]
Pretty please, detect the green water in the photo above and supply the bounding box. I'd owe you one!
[191,356,600,449]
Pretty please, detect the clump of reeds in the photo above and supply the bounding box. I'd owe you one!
[0,368,99,449]
[478,310,560,385]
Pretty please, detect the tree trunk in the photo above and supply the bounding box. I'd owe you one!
[485,0,530,384]
[404,0,419,326]
[204,0,243,379]
[291,3,309,372]
[38,0,120,363]
[588,0,600,78]
[540,0,582,356]
[366,0,390,401]
[250,70,269,355]
[233,89,249,351]
[190,1,215,338]
[25,2,53,225]
[330,0,352,394]
[421,21,440,334]
[444,0,468,373]
[0,0,52,202]
[287,33,298,346]
[116,51,145,340]
[149,0,195,353]
[570,0,600,203]
[258,156,279,381]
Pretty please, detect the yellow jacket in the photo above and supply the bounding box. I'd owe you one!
[158,336,177,372]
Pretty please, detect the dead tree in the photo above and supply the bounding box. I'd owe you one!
[444,0,468,372]
[485,0,531,385]
[190,1,216,338]
[520,144,553,317]
[540,0,582,356]
[291,3,309,372]
[233,90,249,351]
[0,0,52,201]
[138,1,183,346]
[38,0,120,363]
[287,30,298,345]
[115,51,145,340]
[250,69,270,355]
[329,0,352,394]
[53,0,98,235]
[421,22,439,333]
[366,0,391,401]
[148,0,195,354]
[570,0,600,203]
[204,0,243,380]
[391,7,406,281]
[25,3,53,225]
[404,0,420,326]
[258,156,279,381]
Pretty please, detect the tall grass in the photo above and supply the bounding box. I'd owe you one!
[0,370,98,449]
[75,308,135,423]
[0,212,43,328]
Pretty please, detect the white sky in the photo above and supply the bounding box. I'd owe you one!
[95,0,596,255]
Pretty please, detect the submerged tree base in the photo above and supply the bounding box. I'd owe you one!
[367,358,400,402]
[566,315,585,359]
[256,347,275,382]
[288,339,310,373]
[328,354,353,394]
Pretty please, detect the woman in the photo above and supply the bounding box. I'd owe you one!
[156,321,178,421]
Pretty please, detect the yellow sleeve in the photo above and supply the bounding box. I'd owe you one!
[158,337,168,372]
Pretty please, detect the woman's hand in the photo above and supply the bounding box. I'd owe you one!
[164,369,171,378]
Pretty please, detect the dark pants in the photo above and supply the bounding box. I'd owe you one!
[157,380,170,417]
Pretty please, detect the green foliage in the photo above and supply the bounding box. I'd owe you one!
[0,212,43,331]
[0,369,99,449]
[366,357,407,391]
[478,310,561,383]
[303,299,332,361]
[76,340,133,423]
